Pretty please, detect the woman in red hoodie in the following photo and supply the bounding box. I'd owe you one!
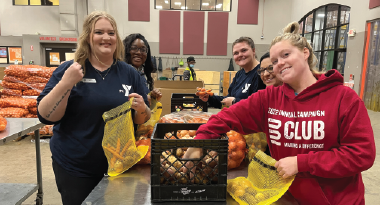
[184,22,376,205]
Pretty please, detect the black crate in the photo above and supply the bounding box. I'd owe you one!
[171,93,208,112]
[151,123,228,202]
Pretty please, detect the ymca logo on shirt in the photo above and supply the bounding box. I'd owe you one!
[267,107,326,149]
[121,84,132,96]
[242,83,251,93]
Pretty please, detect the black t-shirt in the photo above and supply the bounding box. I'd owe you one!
[37,60,149,177]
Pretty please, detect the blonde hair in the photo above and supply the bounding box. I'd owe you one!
[270,22,322,75]
[74,11,124,73]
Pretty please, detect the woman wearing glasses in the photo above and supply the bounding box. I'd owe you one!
[123,33,162,103]
[258,52,283,87]
[200,37,266,108]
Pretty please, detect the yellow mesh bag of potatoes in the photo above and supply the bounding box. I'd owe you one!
[227,150,295,205]
[102,97,149,177]
[244,132,268,161]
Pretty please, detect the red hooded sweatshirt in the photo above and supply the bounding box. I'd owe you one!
[195,70,376,205]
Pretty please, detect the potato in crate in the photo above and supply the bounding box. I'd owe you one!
[151,123,228,202]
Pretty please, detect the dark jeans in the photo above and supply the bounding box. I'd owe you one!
[52,160,103,205]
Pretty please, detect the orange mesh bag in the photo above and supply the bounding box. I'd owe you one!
[27,83,46,92]
[1,95,22,99]
[0,98,34,109]
[25,113,38,118]
[24,98,37,107]
[40,125,49,135]
[27,66,55,78]
[1,81,29,90]
[23,89,41,96]
[24,76,49,84]
[0,108,29,118]
[3,76,26,83]
[28,107,37,115]
[227,130,247,170]
[4,65,30,78]
[0,116,7,131]
[47,125,53,135]
[2,89,22,97]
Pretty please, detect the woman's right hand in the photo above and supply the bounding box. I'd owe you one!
[199,93,209,102]
[61,62,84,87]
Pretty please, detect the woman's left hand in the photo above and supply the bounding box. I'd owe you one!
[275,156,298,178]
[129,93,147,112]
[221,97,235,107]
[151,88,162,101]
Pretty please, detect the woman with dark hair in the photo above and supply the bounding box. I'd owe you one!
[200,36,265,108]
[258,52,283,87]
[123,33,162,102]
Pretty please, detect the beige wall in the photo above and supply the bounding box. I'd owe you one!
[0,1,61,36]
[290,0,380,94]
[0,0,292,72]
[98,0,293,45]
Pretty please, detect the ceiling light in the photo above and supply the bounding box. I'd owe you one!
[318,14,325,17]
[202,3,209,6]
[165,0,168,3]
[181,6,185,9]
[174,2,181,5]
[216,4,222,8]
[156,5,163,9]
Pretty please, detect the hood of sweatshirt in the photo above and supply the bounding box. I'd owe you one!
[282,70,343,101]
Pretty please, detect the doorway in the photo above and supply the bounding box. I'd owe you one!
[45,47,76,67]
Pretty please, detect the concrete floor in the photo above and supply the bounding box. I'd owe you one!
[0,109,379,205]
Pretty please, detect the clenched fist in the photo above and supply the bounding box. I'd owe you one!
[61,62,84,87]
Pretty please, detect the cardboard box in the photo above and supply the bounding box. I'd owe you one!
[205,84,220,96]
[196,71,220,84]
[177,68,185,75]
[197,71,221,96]
[223,71,237,96]
[155,81,204,116]
[162,70,172,79]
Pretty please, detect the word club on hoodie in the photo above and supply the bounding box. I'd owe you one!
[268,107,326,149]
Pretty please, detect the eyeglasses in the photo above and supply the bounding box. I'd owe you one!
[257,65,274,75]
[130,46,148,54]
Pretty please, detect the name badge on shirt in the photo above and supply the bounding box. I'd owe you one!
[81,78,96,83]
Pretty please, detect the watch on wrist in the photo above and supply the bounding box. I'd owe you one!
[232,99,236,104]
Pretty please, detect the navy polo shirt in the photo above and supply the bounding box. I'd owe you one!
[37,60,148,177]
